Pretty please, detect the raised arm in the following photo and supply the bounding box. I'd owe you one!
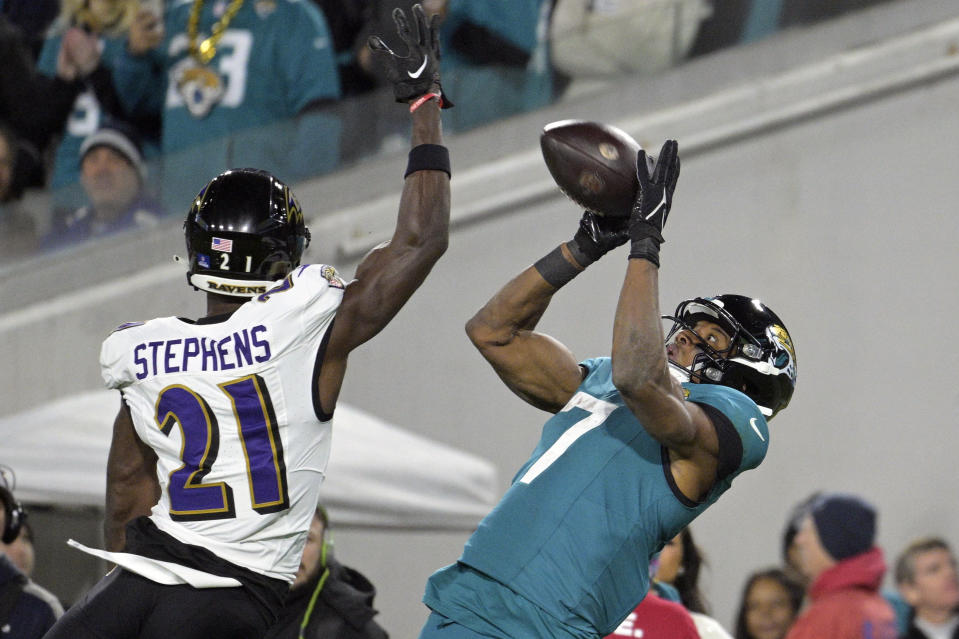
[328,101,449,351]
[609,141,720,501]
[465,253,581,413]
[104,400,159,551]
[317,5,451,413]
[466,212,630,413]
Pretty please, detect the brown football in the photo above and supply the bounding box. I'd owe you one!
[540,120,640,217]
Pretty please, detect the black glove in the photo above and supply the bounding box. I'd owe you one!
[367,4,453,108]
[628,140,680,266]
[567,210,629,268]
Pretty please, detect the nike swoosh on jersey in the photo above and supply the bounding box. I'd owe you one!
[407,56,428,78]
[750,417,766,442]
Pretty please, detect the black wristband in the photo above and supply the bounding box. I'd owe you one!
[404,144,451,178]
[567,232,601,268]
[628,237,661,268]
[533,246,582,289]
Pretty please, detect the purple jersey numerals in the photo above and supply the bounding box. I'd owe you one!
[155,375,289,521]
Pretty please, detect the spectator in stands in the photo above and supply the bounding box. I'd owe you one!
[0,518,35,578]
[781,491,821,588]
[0,124,39,261]
[42,122,161,250]
[37,0,163,190]
[0,466,63,638]
[784,492,898,639]
[656,527,709,614]
[265,505,389,639]
[783,491,910,635]
[434,0,556,132]
[310,0,377,97]
[607,554,700,639]
[895,537,959,639]
[114,0,342,210]
[354,0,554,134]
[655,526,735,638]
[0,13,83,190]
[326,0,445,160]
[606,589,700,639]
[0,0,60,59]
[733,568,804,639]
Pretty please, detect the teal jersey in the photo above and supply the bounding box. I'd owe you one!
[114,0,340,154]
[37,34,139,188]
[424,357,768,638]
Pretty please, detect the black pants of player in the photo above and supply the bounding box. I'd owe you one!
[42,567,276,639]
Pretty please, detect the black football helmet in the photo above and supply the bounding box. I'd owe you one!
[184,168,310,297]
[664,294,797,419]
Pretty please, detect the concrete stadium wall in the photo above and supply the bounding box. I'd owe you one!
[4,1,959,635]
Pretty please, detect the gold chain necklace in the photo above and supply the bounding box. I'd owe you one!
[187,0,245,65]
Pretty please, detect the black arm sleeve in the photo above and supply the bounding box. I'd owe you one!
[692,401,743,481]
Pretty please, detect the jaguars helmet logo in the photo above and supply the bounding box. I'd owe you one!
[767,324,797,384]
[769,325,796,362]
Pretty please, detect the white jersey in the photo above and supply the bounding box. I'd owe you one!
[99,264,346,583]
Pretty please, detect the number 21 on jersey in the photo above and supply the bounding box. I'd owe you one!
[155,373,289,520]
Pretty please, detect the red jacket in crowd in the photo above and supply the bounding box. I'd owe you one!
[785,547,898,639]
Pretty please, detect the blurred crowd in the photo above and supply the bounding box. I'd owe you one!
[607,490,957,639]
[0,0,897,266]
[5,463,957,639]
[0,0,563,264]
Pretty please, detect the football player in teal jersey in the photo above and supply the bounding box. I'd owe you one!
[419,140,798,639]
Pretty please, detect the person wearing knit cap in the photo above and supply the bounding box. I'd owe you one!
[781,491,821,588]
[811,493,877,562]
[783,492,898,639]
[41,120,163,250]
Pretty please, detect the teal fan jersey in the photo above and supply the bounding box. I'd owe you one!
[113,0,340,154]
[37,34,146,189]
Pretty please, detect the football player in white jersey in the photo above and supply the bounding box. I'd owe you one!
[44,6,452,639]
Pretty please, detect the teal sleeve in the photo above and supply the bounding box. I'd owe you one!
[109,7,172,119]
[281,0,341,112]
[36,34,61,77]
[110,49,166,116]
